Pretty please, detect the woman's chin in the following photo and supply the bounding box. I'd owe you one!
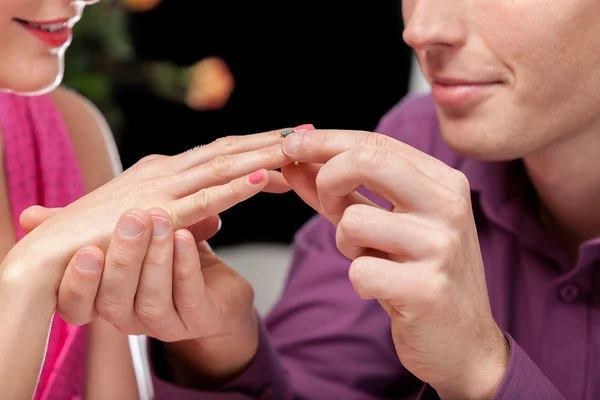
[0,55,64,96]
[0,72,62,96]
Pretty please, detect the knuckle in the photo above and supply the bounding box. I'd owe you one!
[321,130,337,146]
[62,279,88,301]
[193,188,214,211]
[447,169,471,198]
[262,143,281,161]
[174,295,201,315]
[364,131,390,149]
[420,273,449,308]
[106,248,137,272]
[135,154,165,169]
[95,295,130,322]
[353,146,388,171]
[143,154,165,163]
[445,194,471,226]
[228,178,245,198]
[349,257,377,286]
[134,299,167,323]
[426,231,457,256]
[314,166,331,192]
[208,155,234,179]
[173,263,197,284]
[348,258,379,298]
[338,205,366,240]
[213,135,241,151]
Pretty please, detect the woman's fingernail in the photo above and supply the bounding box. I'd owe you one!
[76,251,101,272]
[249,169,265,184]
[217,218,223,232]
[118,215,147,237]
[174,236,192,254]
[151,216,171,237]
[282,131,302,155]
[294,124,314,132]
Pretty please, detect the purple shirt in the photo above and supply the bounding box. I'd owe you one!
[151,95,599,399]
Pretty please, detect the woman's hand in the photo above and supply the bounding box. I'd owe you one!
[280,129,509,399]
[2,130,291,310]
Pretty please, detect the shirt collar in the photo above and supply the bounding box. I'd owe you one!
[461,157,574,268]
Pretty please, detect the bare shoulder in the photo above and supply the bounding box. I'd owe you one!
[49,87,122,192]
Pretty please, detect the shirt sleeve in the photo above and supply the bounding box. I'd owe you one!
[150,216,422,399]
[415,333,567,400]
[492,334,565,400]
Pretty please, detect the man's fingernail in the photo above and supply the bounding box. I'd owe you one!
[174,236,192,254]
[217,218,222,232]
[118,215,147,237]
[76,251,101,272]
[151,216,171,238]
[294,124,314,132]
[282,131,302,155]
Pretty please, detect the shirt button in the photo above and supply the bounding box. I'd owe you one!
[559,282,581,303]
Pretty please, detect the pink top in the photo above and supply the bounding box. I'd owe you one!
[0,92,87,400]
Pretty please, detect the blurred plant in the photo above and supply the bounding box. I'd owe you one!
[63,0,133,135]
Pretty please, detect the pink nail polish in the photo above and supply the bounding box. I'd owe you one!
[294,124,315,132]
[249,169,265,184]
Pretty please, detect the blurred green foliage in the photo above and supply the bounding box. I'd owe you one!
[62,0,132,135]
[62,1,194,140]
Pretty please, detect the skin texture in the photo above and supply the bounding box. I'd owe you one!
[10,0,600,398]
[402,0,600,256]
[0,0,96,93]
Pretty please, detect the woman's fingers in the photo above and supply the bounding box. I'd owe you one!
[174,143,290,197]
[169,169,270,229]
[19,206,61,234]
[171,129,287,172]
[57,246,104,325]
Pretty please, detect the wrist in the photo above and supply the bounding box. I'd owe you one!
[436,327,509,400]
[160,311,260,389]
[1,251,57,321]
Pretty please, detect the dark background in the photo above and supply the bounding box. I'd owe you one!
[76,1,414,247]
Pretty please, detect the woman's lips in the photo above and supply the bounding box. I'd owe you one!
[14,18,72,48]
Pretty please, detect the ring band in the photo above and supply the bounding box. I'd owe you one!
[280,128,294,137]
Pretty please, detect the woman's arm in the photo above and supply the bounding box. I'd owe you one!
[51,87,139,399]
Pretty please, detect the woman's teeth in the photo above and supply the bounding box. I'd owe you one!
[27,22,67,32]
[15,19,68,32]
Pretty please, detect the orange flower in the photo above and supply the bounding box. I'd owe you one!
[186,57,235,111]
[123,0,162,12]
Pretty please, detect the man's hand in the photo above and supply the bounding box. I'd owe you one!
[281,128,509,399]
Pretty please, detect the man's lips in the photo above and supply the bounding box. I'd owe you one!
[430,77,504,109]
